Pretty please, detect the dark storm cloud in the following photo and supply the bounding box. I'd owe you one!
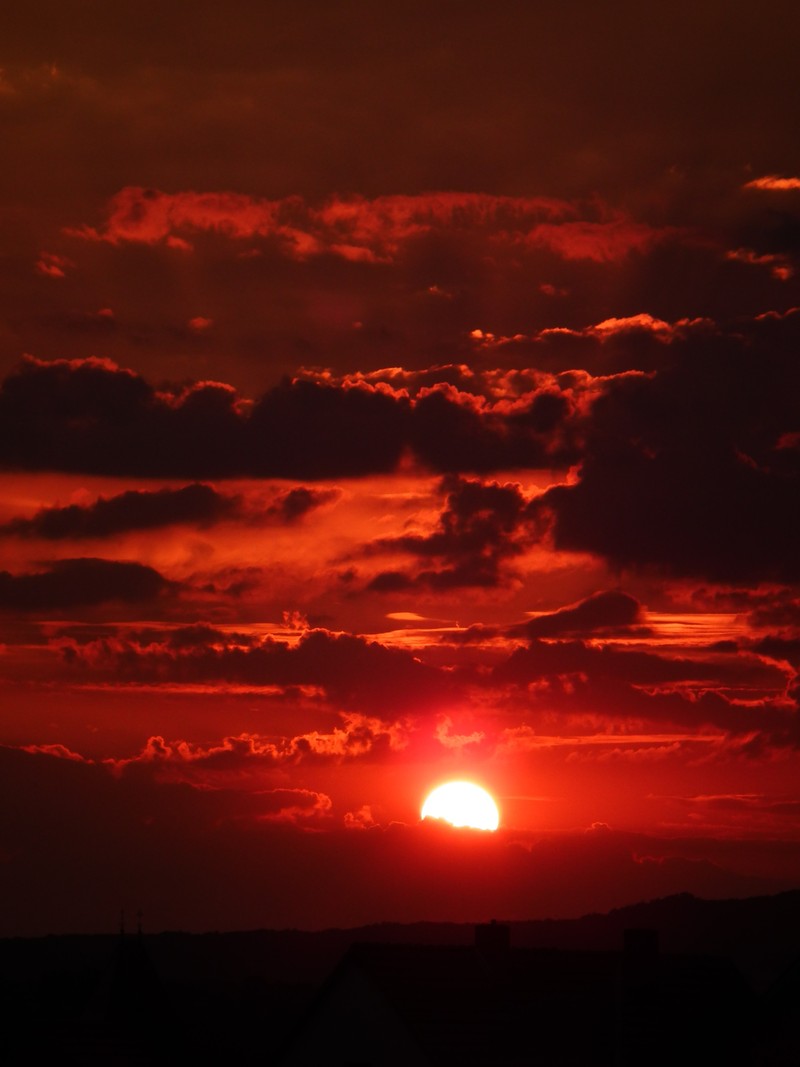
[1,483,236,539]
[0,558,169,611]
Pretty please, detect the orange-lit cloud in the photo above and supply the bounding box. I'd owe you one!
[726,248,793,281]
[187,315,213,332]
[68,187,578,263]
[35,251,73,278]
[743,176,800,191]
[102,716,409,781]
[526,218,668,262]
[472,313,714,350]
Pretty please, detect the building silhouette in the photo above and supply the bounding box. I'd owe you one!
[277,922,753,1066]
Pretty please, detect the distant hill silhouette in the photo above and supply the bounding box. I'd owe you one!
[511,889,800,990]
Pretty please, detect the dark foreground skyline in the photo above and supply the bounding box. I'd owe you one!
[1,1,799,936]
[3,891,799,1065]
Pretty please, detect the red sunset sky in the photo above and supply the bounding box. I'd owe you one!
[1,0,800,936]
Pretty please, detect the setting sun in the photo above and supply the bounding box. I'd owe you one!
[421,781,500,831]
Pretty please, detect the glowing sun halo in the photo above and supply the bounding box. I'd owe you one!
[421,781,500,831]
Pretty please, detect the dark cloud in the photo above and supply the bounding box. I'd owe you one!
[123,623,260,650]
[0,357,248,477]
[409,385,578,472]
[750,636,800,669]
[1,483,236,539]
[0,355,586,479]
[747,596,800,633]
[498,667,799,748]
[488,628,798,747]
[494,639,786,694]
[247,377,409,478]
[368,475,537,590]
[0,743,340,932]
[0,479,338,541]
[0,558,169,611]
[59,627,449,715]
[535,323,800,583]
[3,314,798,583]
[264,485,340,523]
[51,611,796,747]
[521,590,645,638]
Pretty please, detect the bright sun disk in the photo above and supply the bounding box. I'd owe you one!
[421,781,500,831]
